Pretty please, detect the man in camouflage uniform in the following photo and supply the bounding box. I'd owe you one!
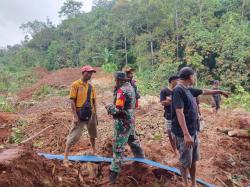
[122,66,140,107]
[104,71,144,183]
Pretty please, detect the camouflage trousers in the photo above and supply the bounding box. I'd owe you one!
[110,119,144,173]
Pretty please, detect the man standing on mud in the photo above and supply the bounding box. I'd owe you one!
[160,75,179,155]
[172,67,228,187]
[63,65,98,167]
[104,71,144,184]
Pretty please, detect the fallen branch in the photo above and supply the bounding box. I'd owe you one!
[228,129,250,138]
[20,125,54,144]
[127,176,139,187]
[215,177,228,187]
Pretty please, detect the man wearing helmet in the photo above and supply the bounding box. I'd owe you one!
[104,71,144,183]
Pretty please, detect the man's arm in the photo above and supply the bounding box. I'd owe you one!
[70,99,79,123]
[160,89,171,106]
[104,88,125,115]
[202,89,229,98]
[176,108,194,148]
[69,83,79,123]
[161,97,172,106]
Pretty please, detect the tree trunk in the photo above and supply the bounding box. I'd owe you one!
[150,39,154,66]
[198,0,203,24]
[124,35,128,66]
[241,0,245,20]
[175,1,179,60]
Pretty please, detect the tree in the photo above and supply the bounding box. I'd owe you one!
[58,0,83,19]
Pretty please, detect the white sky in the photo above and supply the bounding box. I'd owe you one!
[0,0,93,47]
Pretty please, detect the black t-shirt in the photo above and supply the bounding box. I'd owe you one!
[212,88,221,102]
[160,87,172,120]
[171,85,203,137]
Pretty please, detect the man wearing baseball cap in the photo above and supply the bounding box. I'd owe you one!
[63,65,98,167]
[171,67,229,186]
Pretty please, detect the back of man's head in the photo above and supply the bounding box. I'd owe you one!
[179,67,194,80]
[168,75,179,83]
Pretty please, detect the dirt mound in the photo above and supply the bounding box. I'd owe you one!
[0,146,56,187]
[33,67,49,79]
[0,146,187,187]
[0,112,18,124]
[0,146,89,187]
[20,96,70,115]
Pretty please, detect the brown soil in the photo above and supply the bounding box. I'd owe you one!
[1,67,249,186]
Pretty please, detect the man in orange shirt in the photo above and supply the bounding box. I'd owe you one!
[63,65,97,167]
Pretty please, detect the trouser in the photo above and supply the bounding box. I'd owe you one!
[110,120,144,173]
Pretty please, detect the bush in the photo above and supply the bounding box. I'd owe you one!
[224,85,250,111]
[8,119,28,144]
[0,96,15,112]
[136,62,180,95]
[0,68,37,93]
[33,85,56,99]
[101,63,118,73]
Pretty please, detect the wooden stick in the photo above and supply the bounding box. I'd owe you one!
[20,125,54,144]
[215,177,228,187]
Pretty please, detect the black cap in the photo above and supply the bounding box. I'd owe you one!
[179,67,194,80]
[168,75,179,83]
[114,71,130,81]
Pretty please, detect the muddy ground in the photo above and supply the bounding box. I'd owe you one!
[0,67,249,187]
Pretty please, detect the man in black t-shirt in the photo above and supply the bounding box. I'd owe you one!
[172,67,229,187]
[212,80,221,113]
[160,75,179,155]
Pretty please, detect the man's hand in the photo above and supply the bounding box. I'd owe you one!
[220,91,229,98]
[73,114,79,124]
[102,101,108,108]
[184,134,193,149]
[166,96,172,101]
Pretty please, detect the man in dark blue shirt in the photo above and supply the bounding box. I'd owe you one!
[160,75,179,155]
[172,67,228,187]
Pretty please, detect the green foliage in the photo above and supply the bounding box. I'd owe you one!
[136,62,180,95]
[101,63,118,73]
[33,85,68,99]
[58,0,83,18]
[33,140,44,148]
[0,67,37,93]
[8,119,28,144]
[0,96,15,112]
[0,0,249,93]
[224,85,250,111]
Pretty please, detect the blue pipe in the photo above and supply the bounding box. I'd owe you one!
[39,153,216,187]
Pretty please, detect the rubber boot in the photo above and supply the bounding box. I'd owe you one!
[109,170,118,184]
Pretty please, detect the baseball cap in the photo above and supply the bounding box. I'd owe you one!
[179,67,194,80]
[81,65,96,73]
[122,66,135,72]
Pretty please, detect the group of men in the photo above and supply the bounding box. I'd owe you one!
[63,65,228,186]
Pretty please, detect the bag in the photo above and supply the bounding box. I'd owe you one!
[77,84,92,121]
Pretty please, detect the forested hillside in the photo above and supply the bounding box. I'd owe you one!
[0,0,250,92]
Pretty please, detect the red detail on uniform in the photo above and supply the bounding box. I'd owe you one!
[135,99,139,108]
[116,89,125,108]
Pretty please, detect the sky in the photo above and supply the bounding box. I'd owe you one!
[0,0,93,47]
